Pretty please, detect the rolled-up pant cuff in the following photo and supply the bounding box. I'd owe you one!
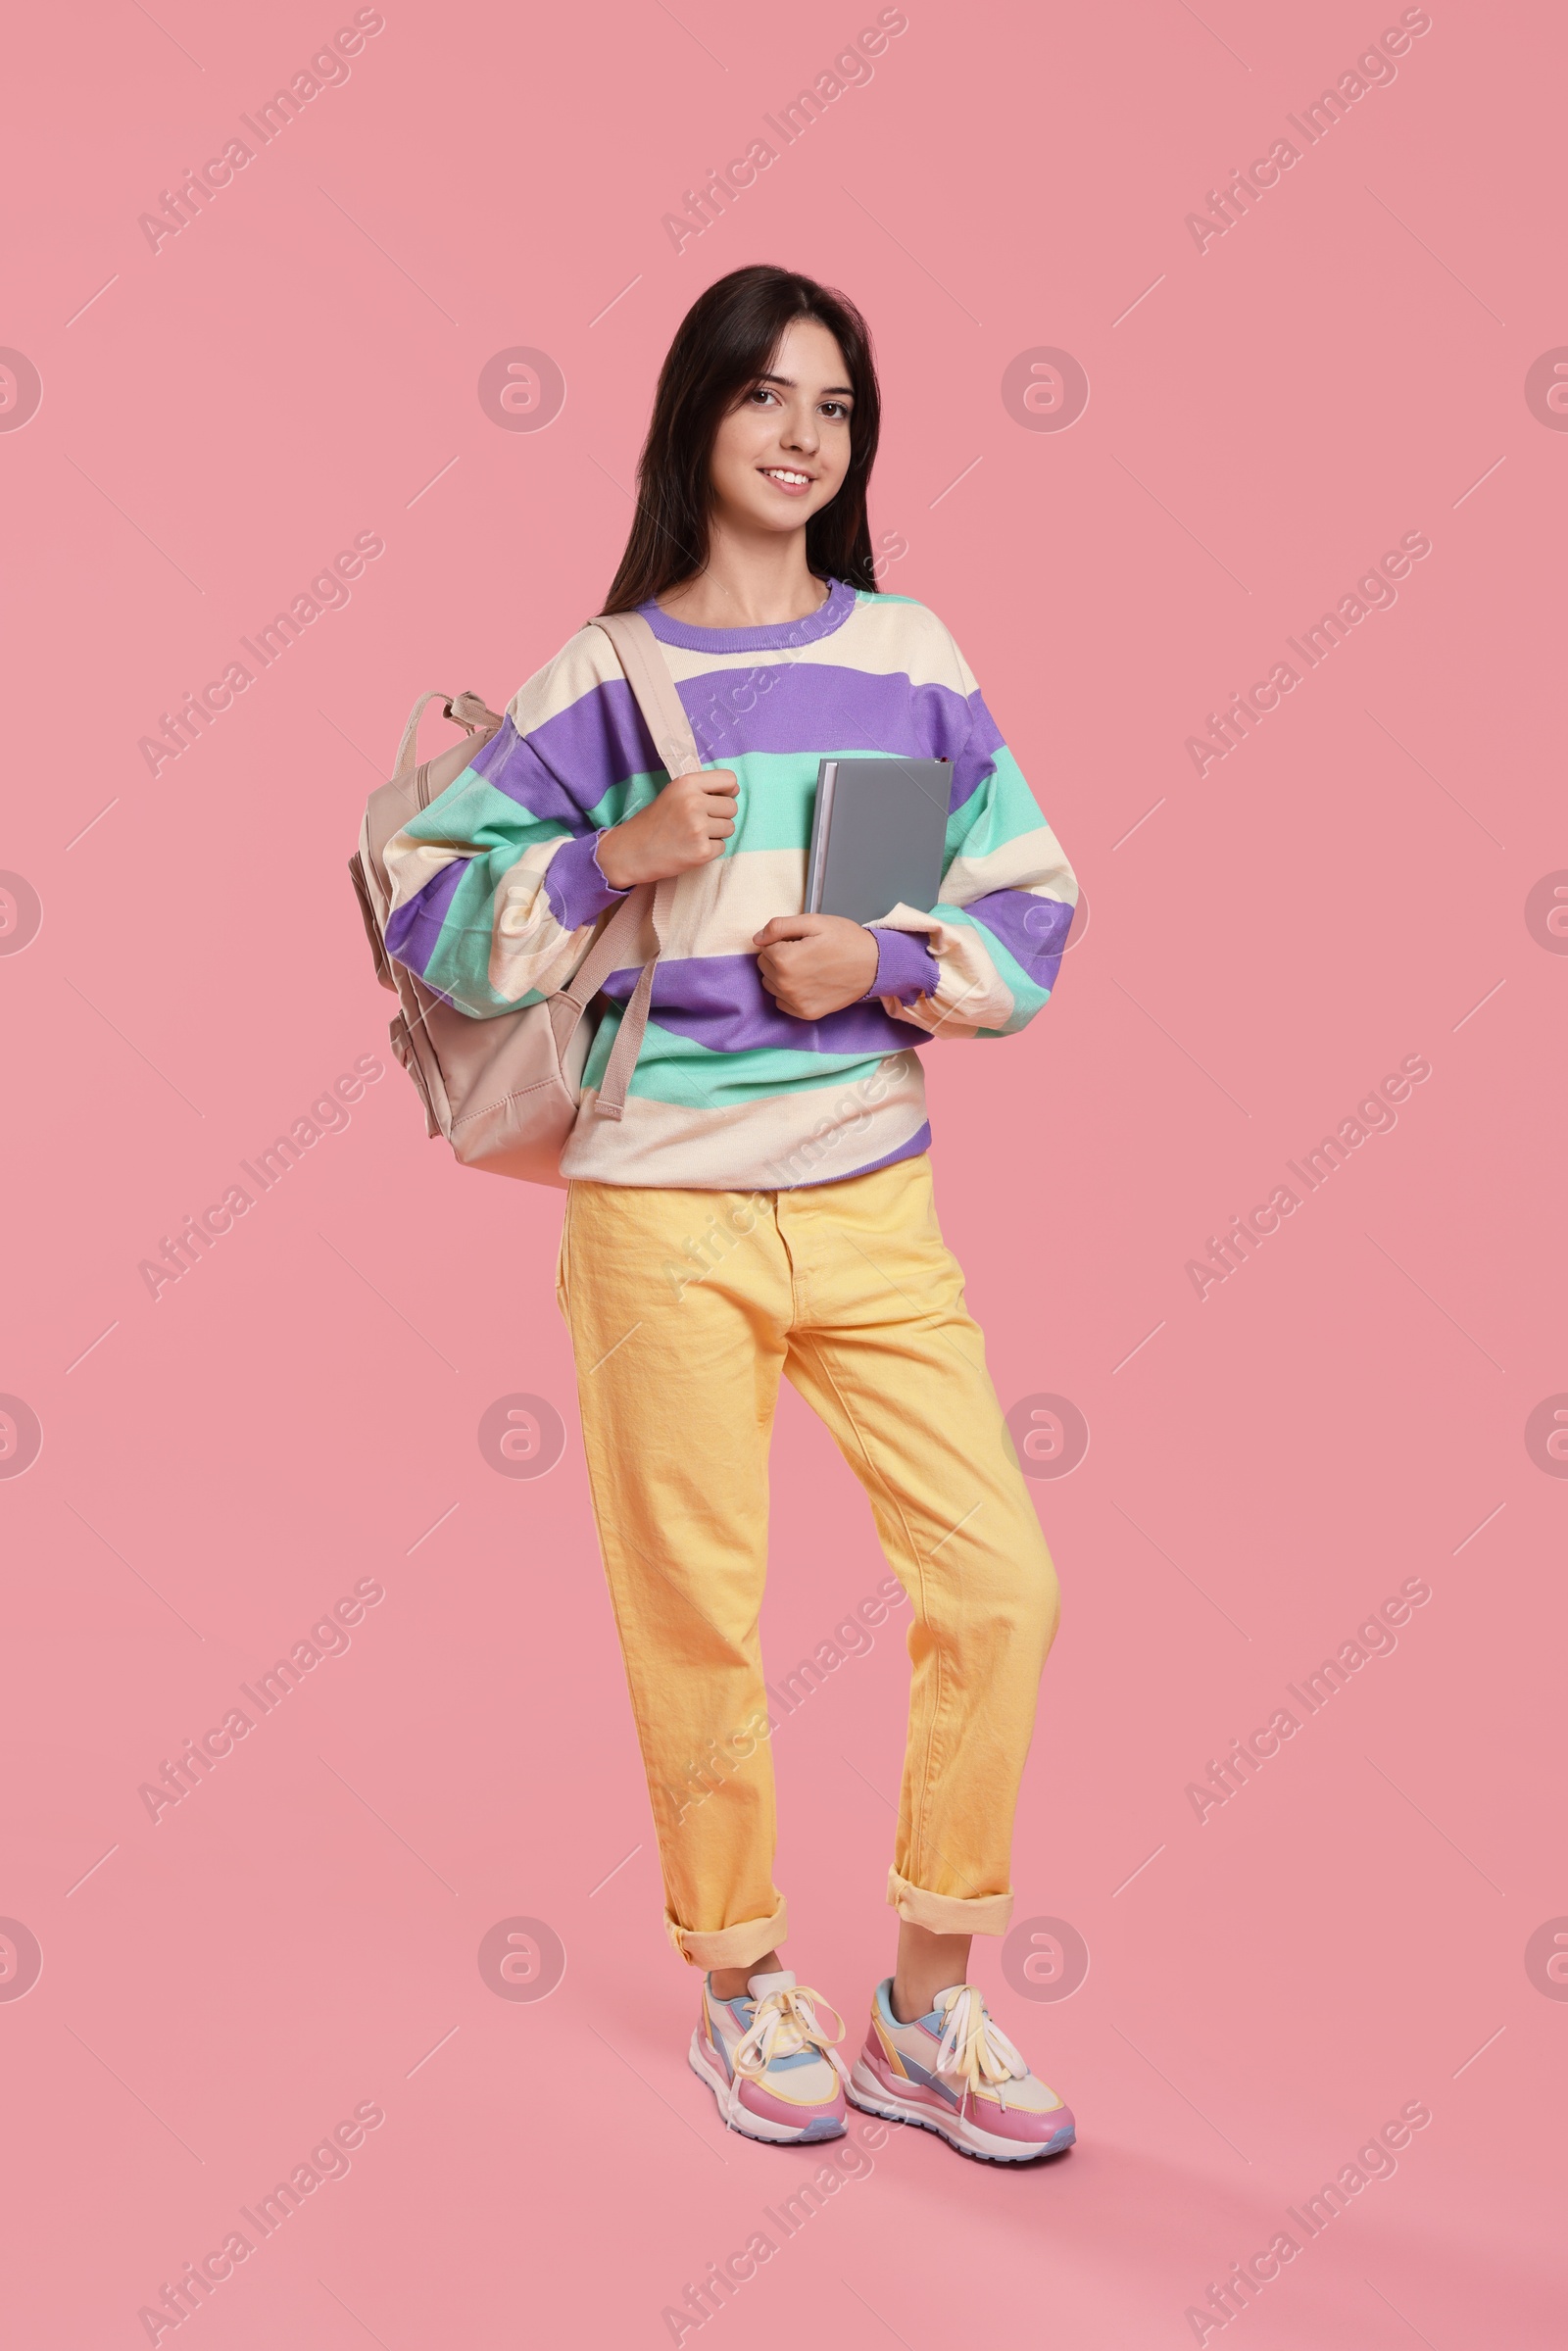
[664,1899,789,1971]
[887,1868,1013,1937]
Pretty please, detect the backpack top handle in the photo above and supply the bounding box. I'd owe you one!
[393,689,503,785]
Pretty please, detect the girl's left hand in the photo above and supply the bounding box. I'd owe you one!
[754,913,880,1019]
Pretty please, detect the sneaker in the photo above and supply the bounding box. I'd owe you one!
[846,1980,1076,2163]
[688,1968,850,2145]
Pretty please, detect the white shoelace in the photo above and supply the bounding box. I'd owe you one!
[932,1984,1028,2116]
[723,1984,851,2127]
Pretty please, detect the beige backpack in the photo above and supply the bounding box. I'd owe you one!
[348,608,698,1189]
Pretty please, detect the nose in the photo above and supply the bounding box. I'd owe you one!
[783,405,819,455]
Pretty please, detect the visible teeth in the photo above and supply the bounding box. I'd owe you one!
[765,469,808,483]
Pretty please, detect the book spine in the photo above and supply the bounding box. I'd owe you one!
[808,761,837,914]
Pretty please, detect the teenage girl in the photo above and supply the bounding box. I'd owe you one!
[384,265,1079,2162]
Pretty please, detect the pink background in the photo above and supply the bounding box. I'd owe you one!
[3,1,1564,2342]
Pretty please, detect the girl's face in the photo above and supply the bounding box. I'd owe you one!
[708,318,855,545]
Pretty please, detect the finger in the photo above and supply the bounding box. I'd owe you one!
[753,915,815,946]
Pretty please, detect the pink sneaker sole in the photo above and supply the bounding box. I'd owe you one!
[689,2029,847,2145]
[846,2054,1075,2165]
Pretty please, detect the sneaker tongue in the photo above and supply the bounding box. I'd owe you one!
[746,1968,797,2000]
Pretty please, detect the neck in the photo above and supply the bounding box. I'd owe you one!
[659,516,827,629]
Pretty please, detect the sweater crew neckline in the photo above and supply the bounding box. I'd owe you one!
[638,577,858,653]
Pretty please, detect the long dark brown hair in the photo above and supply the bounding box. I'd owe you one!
[602,265,882,612]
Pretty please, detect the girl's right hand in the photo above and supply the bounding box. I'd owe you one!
[597,770,738,888]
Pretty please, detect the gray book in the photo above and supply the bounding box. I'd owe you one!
[804,757,952,922]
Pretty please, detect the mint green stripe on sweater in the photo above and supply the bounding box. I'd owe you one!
[702,751,836,856]
[582,1013,891,1106]
[417,855,556,1015]
[398,764,663,850]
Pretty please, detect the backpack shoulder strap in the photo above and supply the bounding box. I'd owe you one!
[588,609,702,783]
[556,611,703,1121]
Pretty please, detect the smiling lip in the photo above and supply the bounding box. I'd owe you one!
[759,466,814,496]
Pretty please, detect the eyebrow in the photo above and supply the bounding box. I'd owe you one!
[757,372,855,398]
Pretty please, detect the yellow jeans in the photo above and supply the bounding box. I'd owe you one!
[556,1151,1060,1970]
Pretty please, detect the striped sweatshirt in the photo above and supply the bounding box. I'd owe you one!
[383,580,1077,1190]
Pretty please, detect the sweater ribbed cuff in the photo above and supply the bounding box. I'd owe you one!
[546,830,632,931]
[860,926,941,1005]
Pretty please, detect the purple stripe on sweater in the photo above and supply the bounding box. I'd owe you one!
[793,1122,931,1189]
[543,830,629,931]
[384,857,466,976]
[961,889,1073,989]
[598,952,913,1055]
[678,663,995,781]
[865,926,940,1004]
[477,669,1003,818]
[470,705,653,823]
[951,729,1000,815]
